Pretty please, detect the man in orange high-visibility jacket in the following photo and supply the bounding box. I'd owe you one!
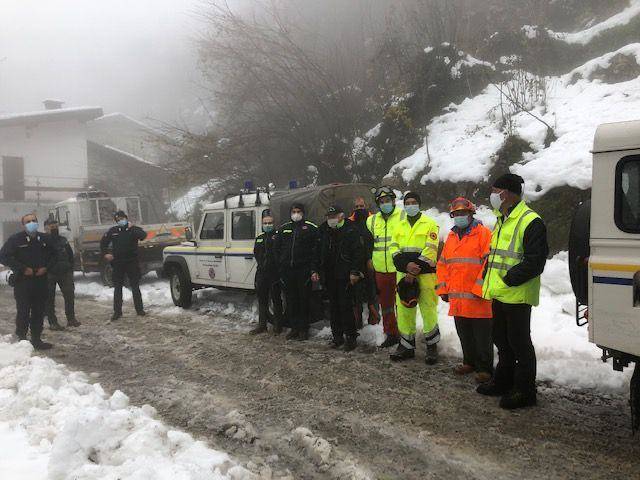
[436,197,494,383]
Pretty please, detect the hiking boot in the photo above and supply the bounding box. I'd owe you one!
[49,322,65,331]
[111,312,122,322]
[329,335,345,349]
[390,343,415,361]
[67,317,81,327]
[425,344,439,365]
[297,329,309,341]
[136,310,147,317]
[499,390,537,410]
[475,372,492,384]
[249,324,268,335]
[285,329,299,340]
[454,364,474,375]
[32,340,53,350]
[476,380,510,397]
[378,335,399,349]
[344,336,357,352]
[272,322,283,336]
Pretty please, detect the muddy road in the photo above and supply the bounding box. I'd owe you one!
[1,281,639,480]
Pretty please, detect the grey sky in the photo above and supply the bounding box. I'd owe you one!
[0,0,205,124]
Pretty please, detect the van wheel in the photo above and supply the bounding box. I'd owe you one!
[169,266,193,308]
[101,263,114,287]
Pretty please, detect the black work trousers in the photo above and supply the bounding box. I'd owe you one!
[327,277,357,339]
[14,276,47,342]
[282,267,311,331]
[492,301,536,396]
[46,271,75,323]
[256,272,283,327]
[113,261,143,315]
[454,317,494,374]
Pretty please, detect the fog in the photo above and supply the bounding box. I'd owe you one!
[0,0,203,123]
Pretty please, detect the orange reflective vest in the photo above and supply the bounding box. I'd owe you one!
[436,222,493,319]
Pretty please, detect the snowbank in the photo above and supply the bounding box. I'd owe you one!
[389,45,640,197]
[548,0,640,45]
[0,336,251,479]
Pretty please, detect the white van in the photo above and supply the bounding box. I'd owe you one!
[162,183,375,308]
[569,119,640,431]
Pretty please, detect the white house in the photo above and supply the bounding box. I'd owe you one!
[0,102,103,242]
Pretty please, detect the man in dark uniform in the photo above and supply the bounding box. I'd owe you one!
[274,202,319,341]
[319,205,366,351]
[251,210,283,335]
[0,213,55,349]
[44,218,79,330]
[100,210,147,321]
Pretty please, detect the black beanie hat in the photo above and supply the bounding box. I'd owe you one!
[493,173,524,196]
[290,202,305,213]
[403,191,421,205]
[114,210,128,220]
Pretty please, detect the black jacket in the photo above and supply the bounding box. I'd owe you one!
[0,231,55,279]
[254,231,279,277]
[503,217,549,287]
[274,220,319,272]
[49,234,74,275]
[319,220,366,281]
[100,225,147,263]
[349,213,374,260]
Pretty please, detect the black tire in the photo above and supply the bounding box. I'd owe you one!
[101,263,114,287]
[169,265,193,308]
[568,199,591,305]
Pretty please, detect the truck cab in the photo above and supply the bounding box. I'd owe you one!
[570,119,640,431]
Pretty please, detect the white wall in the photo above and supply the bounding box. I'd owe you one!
[0,119,89,203]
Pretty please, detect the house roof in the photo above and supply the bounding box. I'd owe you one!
[0,107,104,128]
[87,141,166,170]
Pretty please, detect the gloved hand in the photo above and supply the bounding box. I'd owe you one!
[440,294,449,303]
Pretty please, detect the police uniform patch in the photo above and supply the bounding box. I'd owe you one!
[430,232,438,241]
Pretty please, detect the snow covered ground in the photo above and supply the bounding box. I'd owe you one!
[389,44,640,198]
[72,207,631,394]
[0,338,253,479]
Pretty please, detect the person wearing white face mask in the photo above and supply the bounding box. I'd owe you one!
[472,173,548,410]
[273,202,320,341]
[318,205,366,351]
[0,213,56,350]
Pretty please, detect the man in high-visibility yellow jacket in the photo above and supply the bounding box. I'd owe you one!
[367,187,403,348]
[389,192,440,364]
[472,173,548,410]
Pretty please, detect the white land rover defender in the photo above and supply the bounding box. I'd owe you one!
[569,119,640,432]
[162,183,374,308]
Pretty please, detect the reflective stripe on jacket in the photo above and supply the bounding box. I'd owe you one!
[366,208,402,273]
[390,211,440,271]
[472,201,542,306]
[436,222,492,318]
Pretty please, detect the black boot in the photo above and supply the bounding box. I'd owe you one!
[32,338,53,350]
[499,390,537,410]
[111,312,122,321]
[378,335,399,349]
[272,321,283,336]
[344,335,357,352]
[249,323,268,335]
[285,329,299,340]
[67,317,81,327]
[136,310,147,317]
[390,337,415,361]
[297,329,309,341]
[329,335,345,349]
[476,380,511,397]
[425,343,438,365]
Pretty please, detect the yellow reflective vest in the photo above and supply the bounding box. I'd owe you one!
[475,201,542,306]
[390,212,440,270]
[366,208,402,273]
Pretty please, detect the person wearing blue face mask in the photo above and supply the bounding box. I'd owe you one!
[251,210,283,335]
[0,213,56,349]
[100,210,147,321]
